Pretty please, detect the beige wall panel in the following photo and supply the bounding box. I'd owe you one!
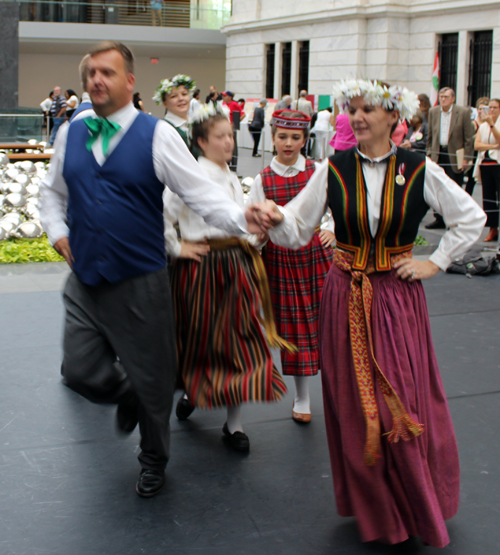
[19,53,226,115]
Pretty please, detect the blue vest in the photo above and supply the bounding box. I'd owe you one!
[62,112,166,286]
[69,101,93,122]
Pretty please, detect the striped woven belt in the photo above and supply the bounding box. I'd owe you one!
[333,248,424,465]
[207,237,297,354]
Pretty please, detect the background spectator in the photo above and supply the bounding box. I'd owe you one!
[418,93,431,123]
[329,112,357,152]
[475,98,500,242]
[310,106,332,160]
[65,89,80,119]
[275,95,292,110]
[222,90,241,172]
[189,88,201,118]
[150,0,163,26]
[248,98,267,157]
[133,92,145,111]
[401,110,428,152]
[293,90,313,117]
[49,86,67,145]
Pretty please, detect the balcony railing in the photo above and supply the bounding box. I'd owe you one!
[9,0,231,30]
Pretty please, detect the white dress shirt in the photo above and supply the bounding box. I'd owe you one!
[250,154,334,233]
[164,112,189,134]
[164,157,253,256]
[269,148,486,271]
[440,106,453,146]
[40,102,248,246]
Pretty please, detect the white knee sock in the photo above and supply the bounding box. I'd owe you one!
[226,405,244,434]
[293,376,311,414]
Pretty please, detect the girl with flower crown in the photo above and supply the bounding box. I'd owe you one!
[153,74,198,156]
[249,109,335,424]
[163,104,288,452]
[256,80,486,547]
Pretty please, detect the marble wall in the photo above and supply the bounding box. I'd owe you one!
[224,0,500,106]
[0,3,19,108]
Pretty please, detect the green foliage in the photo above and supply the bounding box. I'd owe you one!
[414,235,429,246]
[0,235,64,264]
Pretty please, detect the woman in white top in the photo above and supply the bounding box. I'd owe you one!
[475,98,500,242]
[310,107,332,160]
[64,89,80,119]
[258,79,485,548]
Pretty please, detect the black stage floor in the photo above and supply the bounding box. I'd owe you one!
[0,262,499,555]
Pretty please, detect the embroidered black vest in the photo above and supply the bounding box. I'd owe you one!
[327,147,428,271]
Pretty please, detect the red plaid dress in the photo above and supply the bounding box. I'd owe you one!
[261,160,333,376]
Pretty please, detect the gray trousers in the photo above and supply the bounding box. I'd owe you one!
[61,268,177,470]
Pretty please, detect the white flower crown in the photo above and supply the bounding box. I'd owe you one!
[153,74,196,105]
[189,102,230,125]
[332,79,420,120]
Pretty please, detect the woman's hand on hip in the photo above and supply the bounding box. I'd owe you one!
[393,258,440,281]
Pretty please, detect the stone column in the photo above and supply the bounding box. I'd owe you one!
[0,2,19,108]
[274,42,282,100]
[290,40,299,99]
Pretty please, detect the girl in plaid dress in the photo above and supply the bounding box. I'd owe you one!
[249,110,334,423]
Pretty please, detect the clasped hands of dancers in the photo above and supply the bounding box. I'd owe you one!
[41,40,486,549]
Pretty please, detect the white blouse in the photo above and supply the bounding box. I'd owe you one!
[474,119,500,179]
[250,154,334,233]
[268,148,486,271]
[164,157,253,257]
[164,112,189,134]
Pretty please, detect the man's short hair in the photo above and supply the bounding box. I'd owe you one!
[439,87,455,98]
[299,90,307,97]
[87,41,134,75]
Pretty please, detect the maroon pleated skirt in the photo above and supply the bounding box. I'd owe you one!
[319,263,459,548]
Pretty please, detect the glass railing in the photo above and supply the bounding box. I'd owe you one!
[0,109,44,143]
[8,0,231,30]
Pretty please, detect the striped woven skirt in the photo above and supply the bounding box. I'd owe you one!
[171,244,287,409]
[262,232,333,376]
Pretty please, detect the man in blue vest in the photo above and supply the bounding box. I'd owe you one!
[40,41,269,498]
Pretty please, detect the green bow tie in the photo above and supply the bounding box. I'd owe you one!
[84,117,121,156]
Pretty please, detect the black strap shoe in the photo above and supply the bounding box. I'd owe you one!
[222,422,250,452]
[136,469,165,498]
[175,396,195,421]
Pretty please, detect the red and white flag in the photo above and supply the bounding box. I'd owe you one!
[430,52,440,106]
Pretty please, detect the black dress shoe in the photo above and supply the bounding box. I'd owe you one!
[425,219,446,230]
[136,469,165,498]
[222,422,250,452]
[175,396,195,420]
[116,394,139,435]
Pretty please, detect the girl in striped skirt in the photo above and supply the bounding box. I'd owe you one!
[249,110,335,424]
[163,104,288,452]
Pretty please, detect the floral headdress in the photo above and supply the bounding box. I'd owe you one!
[189,102,230,125]
[332,79,420,120]
[153,74,196,105]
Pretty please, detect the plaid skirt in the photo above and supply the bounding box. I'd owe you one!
[262,232,333,376]
[171,245,287,409]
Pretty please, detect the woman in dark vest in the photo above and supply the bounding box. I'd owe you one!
[153,74,198,157]
[258,79,486,548]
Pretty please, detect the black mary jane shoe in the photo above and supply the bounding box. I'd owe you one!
[136,469,165,498]
[175,396,195,421]
[222,422,250,452]
[116,394,139,435]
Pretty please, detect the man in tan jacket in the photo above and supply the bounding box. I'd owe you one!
[426,87,474,229]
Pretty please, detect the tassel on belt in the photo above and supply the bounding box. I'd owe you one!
[333,248,424,466]
[207,237,298,354]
